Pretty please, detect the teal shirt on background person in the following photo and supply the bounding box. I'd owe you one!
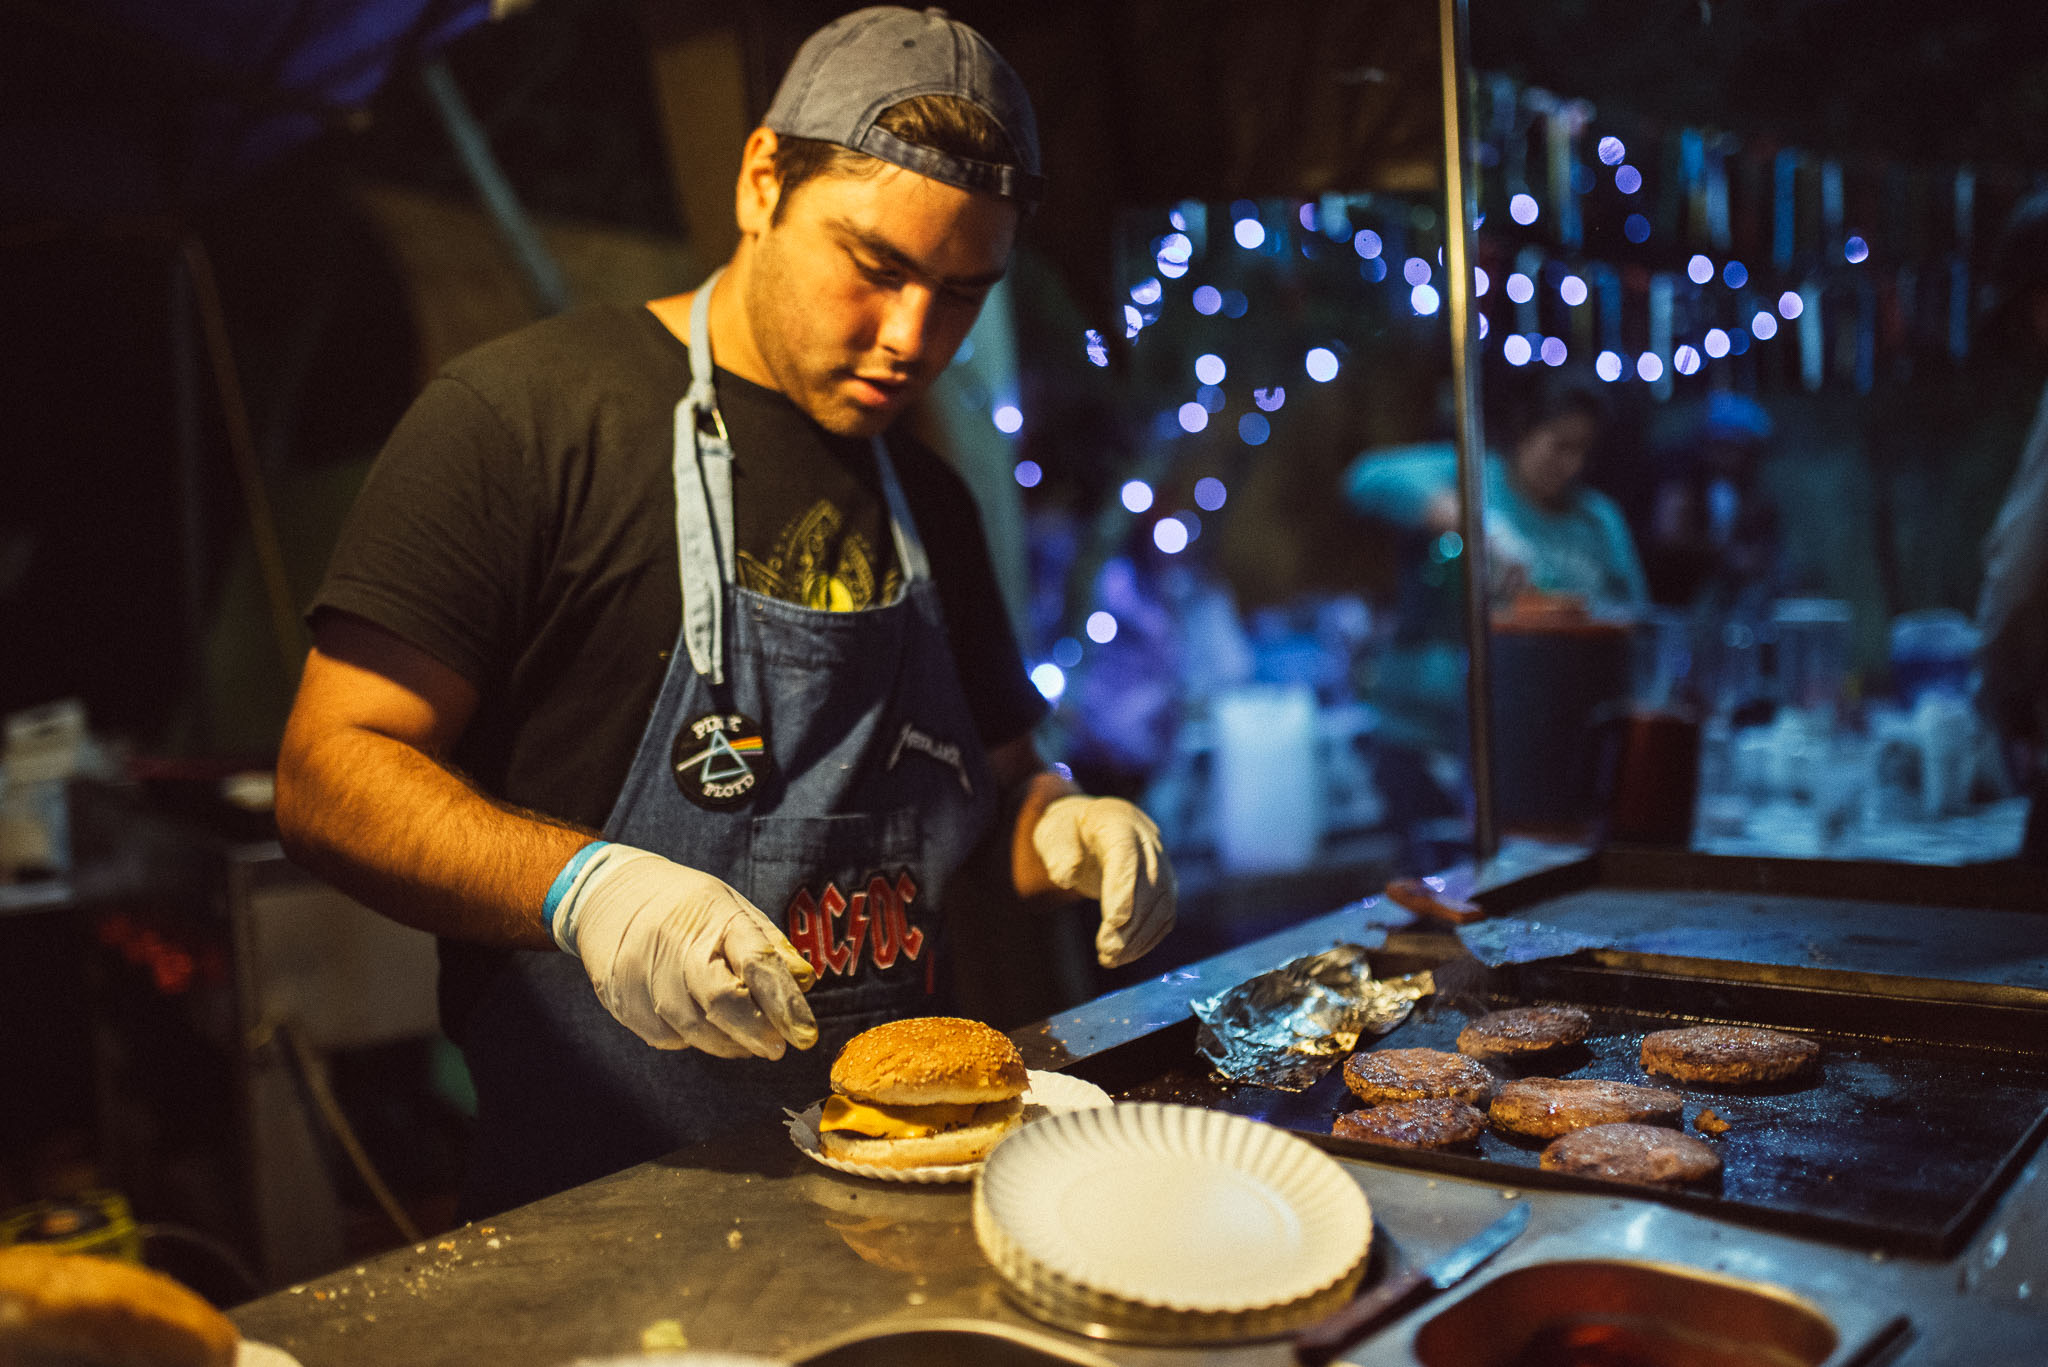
[1345,442,1649,610]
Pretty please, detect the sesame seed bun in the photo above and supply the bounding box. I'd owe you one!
[0,1246,238,1367]
[829,1017,1027,1107]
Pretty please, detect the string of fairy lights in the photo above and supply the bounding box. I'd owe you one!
[1013,77,2041,705]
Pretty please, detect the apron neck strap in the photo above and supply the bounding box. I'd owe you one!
[674,270,735,683]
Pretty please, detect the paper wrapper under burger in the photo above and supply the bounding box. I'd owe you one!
[1192,944,1434,1091]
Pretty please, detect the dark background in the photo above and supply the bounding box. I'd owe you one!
[2,0,2045,752]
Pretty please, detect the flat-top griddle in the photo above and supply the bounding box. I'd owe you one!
[1065,851,2048,1257]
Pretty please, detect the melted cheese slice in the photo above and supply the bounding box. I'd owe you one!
[819,1096,986,1139]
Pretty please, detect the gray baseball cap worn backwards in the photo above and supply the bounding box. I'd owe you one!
[763,6,1044,205]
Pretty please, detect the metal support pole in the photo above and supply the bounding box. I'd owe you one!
[170,253,210,750]
[420,57,573,318]
[1439,0,1497,862]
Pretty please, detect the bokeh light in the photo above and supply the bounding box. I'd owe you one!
[1623,214,1651,243]
[1752,312,1779,341]
[1195,353,1227,384]
[1597,136,1626,166]
[1030,663,1066,701]
[1086,611,1118,644]
[1305,347,1340,382]
[1121,480,1154,513]
[1192,286,1222,316]
[1013,459,1042,488]
[1636,352,1664,382]
[1130,278,1161,305]
[1845,235,1870,264]
[1411,284,1441,315]
[1506,272,1535,304]
[1595,350,1623,381]
[1153,518,1189,554]
[1084,329,1108,366]
[1723,261,1749,288]
[1540,336,1568,366]
[1194,477,1228,510]
[1234,217,1266,249]
[1475,266,1491,296]
[1404,257,1432,286]
[1510,193,1539,225]
[1177,402,1209,433]
[1238,412,1271,446]
[1777,290,1804,319]
[1221,290,1249,318]
[1052,637,1083,668]
[1673,345,1701,376]
[1559,274,1588,306]
[1503,334,1533,366]
[1353,229,1384,259]
[993,404,1023,434]
[1254,386,1285,412]
[1688,255,1714,285]
[1704,328,1730,359]
[1615,165,1642,194]
[1156,232,1193,265]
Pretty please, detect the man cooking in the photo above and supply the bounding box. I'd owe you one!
[273,6,1176,1216]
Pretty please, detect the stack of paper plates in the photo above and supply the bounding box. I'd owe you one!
[973,1103,1371,1343]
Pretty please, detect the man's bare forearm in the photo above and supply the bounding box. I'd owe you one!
[276,724,591,950]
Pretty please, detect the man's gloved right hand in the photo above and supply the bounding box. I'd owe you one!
[550,843,818,1058]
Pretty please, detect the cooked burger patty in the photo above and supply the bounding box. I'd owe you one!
[1456,1005,1593,1059]
[1333,1098,1488,1149]
[1490,1078,1683,1139]
[1540,1122,1723,1187]
[1343,1048,1496,1107]
[1640,1025,1820,1086]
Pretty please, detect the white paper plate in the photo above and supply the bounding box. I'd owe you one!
[238,1341,304,1367]
[974,1102,1370,1315]
[786,1070,1113,1184]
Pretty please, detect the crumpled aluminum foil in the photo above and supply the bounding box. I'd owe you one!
[1191,944,1435,1091]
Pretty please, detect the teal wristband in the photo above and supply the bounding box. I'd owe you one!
[543,840,610,942]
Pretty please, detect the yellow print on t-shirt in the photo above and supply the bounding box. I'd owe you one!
[738,498,901,611]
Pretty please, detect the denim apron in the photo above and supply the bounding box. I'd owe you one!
[460,272,995,1215]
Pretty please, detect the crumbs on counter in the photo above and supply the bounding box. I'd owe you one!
[641,1319,688,1351]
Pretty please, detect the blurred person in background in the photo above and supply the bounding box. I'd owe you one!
[1345,370,1648,616]
[1341,370,1646,849]
[1640,390,1783,615]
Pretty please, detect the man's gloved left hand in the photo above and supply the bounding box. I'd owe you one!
[1031,795,1177,967]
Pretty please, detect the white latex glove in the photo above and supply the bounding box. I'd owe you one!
[1031,795,1177,968]
[553,844,818,1057]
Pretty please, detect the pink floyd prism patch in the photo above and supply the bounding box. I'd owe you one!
[672,712,772,809]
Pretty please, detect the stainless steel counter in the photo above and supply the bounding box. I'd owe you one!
[231,844,2048,1365]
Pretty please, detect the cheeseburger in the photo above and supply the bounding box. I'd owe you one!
[818,1017,1028,1168]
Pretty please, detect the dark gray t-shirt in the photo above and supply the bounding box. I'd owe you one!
[311,305,1045,1029]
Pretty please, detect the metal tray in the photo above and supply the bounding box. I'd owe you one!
[1062,851,2048,1258]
